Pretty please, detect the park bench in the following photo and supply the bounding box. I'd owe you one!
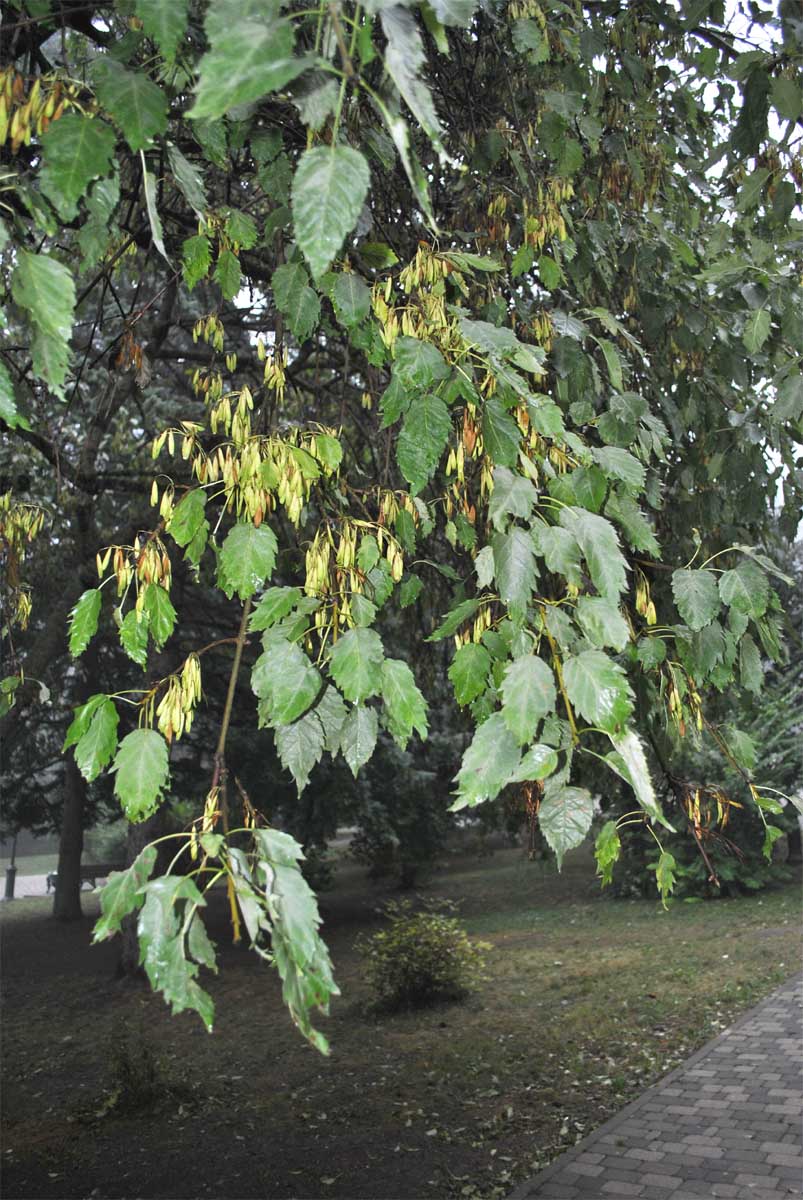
[45,863,123,893]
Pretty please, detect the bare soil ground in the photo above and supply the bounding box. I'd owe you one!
[1,844,800,1200]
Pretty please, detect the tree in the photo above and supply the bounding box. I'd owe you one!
[1,0,801,1049]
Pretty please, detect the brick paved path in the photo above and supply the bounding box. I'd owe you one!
[510,973,803,1200]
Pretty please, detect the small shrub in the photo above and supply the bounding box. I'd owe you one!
[356,899,490,1011]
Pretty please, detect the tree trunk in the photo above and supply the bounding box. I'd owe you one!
[52,756,86,921]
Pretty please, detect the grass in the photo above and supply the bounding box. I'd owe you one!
[1,841,800,1199]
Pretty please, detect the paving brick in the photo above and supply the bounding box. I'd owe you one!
[733,1173,779,1188]
[564,1163,604,1179]
[641,1173,683,1189]
[601,1182,643,1196]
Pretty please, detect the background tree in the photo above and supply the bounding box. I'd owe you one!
[1,0,801,1046]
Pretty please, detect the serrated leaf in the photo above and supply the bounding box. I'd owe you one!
[168,489,207,547]
[381,6,445,156]
[314,686,348,753]
[482,398,520,467]
[650,851,677,907]
[328,627,384,703]
[475,546,495,589]
[168,144,208,216]
[111,729,170,822]
[492,528,536,614]
[292,145,370,279]
[595,820,620,887]
[138,876,215,1030]
[393,336,449,388]
[671,568,720,631]
[399,574,423,608]
[739,633,763,694]
[252,640,322,725]
[591,446,646,492]
[143,583,176,648]
[142,157,171,264]
[339,704,379,776]
[742,307,771,354]
[249,586,302,631]
[500,656,557,744]
[609,729,671,828]
[559,507,627,598]
[182,234,211,289]
[214,248,241,301]
[563,650,632,733]
[272,262,320,341]
[428,597,481,641]
[64,694,108,752]
[453,712,521,809]
[191,10,307,121]
[93,59,168,152]
[575,596,630,652]
[448,642,491,705]
[429,0,477,26]
[0,362,29,430]
[40,113,116,219]
[275,710,325,793]
[719,561,769,619]
[218,523,278,599]
[11,250,76,397]
[532,524,583,588]
[225,209,258,250]
[68,588,102,657]
[539,784,594,868]
[397,393,452,495]
[488,466,537,530]
[333,273,371,326]
[507,743,559,784]
[73,698,119,783]
[120,609,149,668]
[93,846,158,941]
[380,658,428,746]
[136,0,188,61]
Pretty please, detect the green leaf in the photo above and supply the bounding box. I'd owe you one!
[488,466,537,530]
[482,398,520,467]
[500,656,557,745]
[393,336,449,388]
[249,586,302,631]
[275,710,325,793]
[532,524,583,588]
[93,59,168,152]
[191,9,307,121]
[68,588,102,657]
[739,633,763,694]
[595,820,620,886]
[609,729,671,828]
[719,561,769,619]
[453,712,521,809]
[40,113,116,219]
[507,743,559,784]
[0,363,29,430]
[120,609,149,668]
[72,698,119,783]
[559,508,627,598]
[11,250,76,397]
[136,0,188,61]
[380,7,445,156]
[492,528,536,614]
[396,393,452,495]
[575,596,629,652]
[252,640,322,725]
[272,263,321,342]
[168,144,208,216]
[218,523,278,599]
[563,650,632,733]
[314,686,348,753]
[292,145,371,279]
[214,248,241,301]
[671,568,720,631]
[591,446,646,492]
[539,784,594,869]
[762,825,785,862]
[380,658,428,746]
[333,273,371,326]
[168,489,207,547]
[428,597,481,641]
[93,846,158,941]
[448,642,491,706]
[328,627,384,703]
[597,337,623,391]
[400,574,423,608]
[428,0,477,26]
[650,851,677,907]
[182,234,211,289]
[742,307,771,354]
[339,704,379,776]
[771,76,802,121]
[111,729,170,822]
[225,209,258,249]
[64,694,108,752]
[142,159,170,263]
[142,583,176,648]
[138,876,215,1030]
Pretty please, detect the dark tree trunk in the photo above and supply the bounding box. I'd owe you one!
[52,756,86,921]
[788,820,802,864]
